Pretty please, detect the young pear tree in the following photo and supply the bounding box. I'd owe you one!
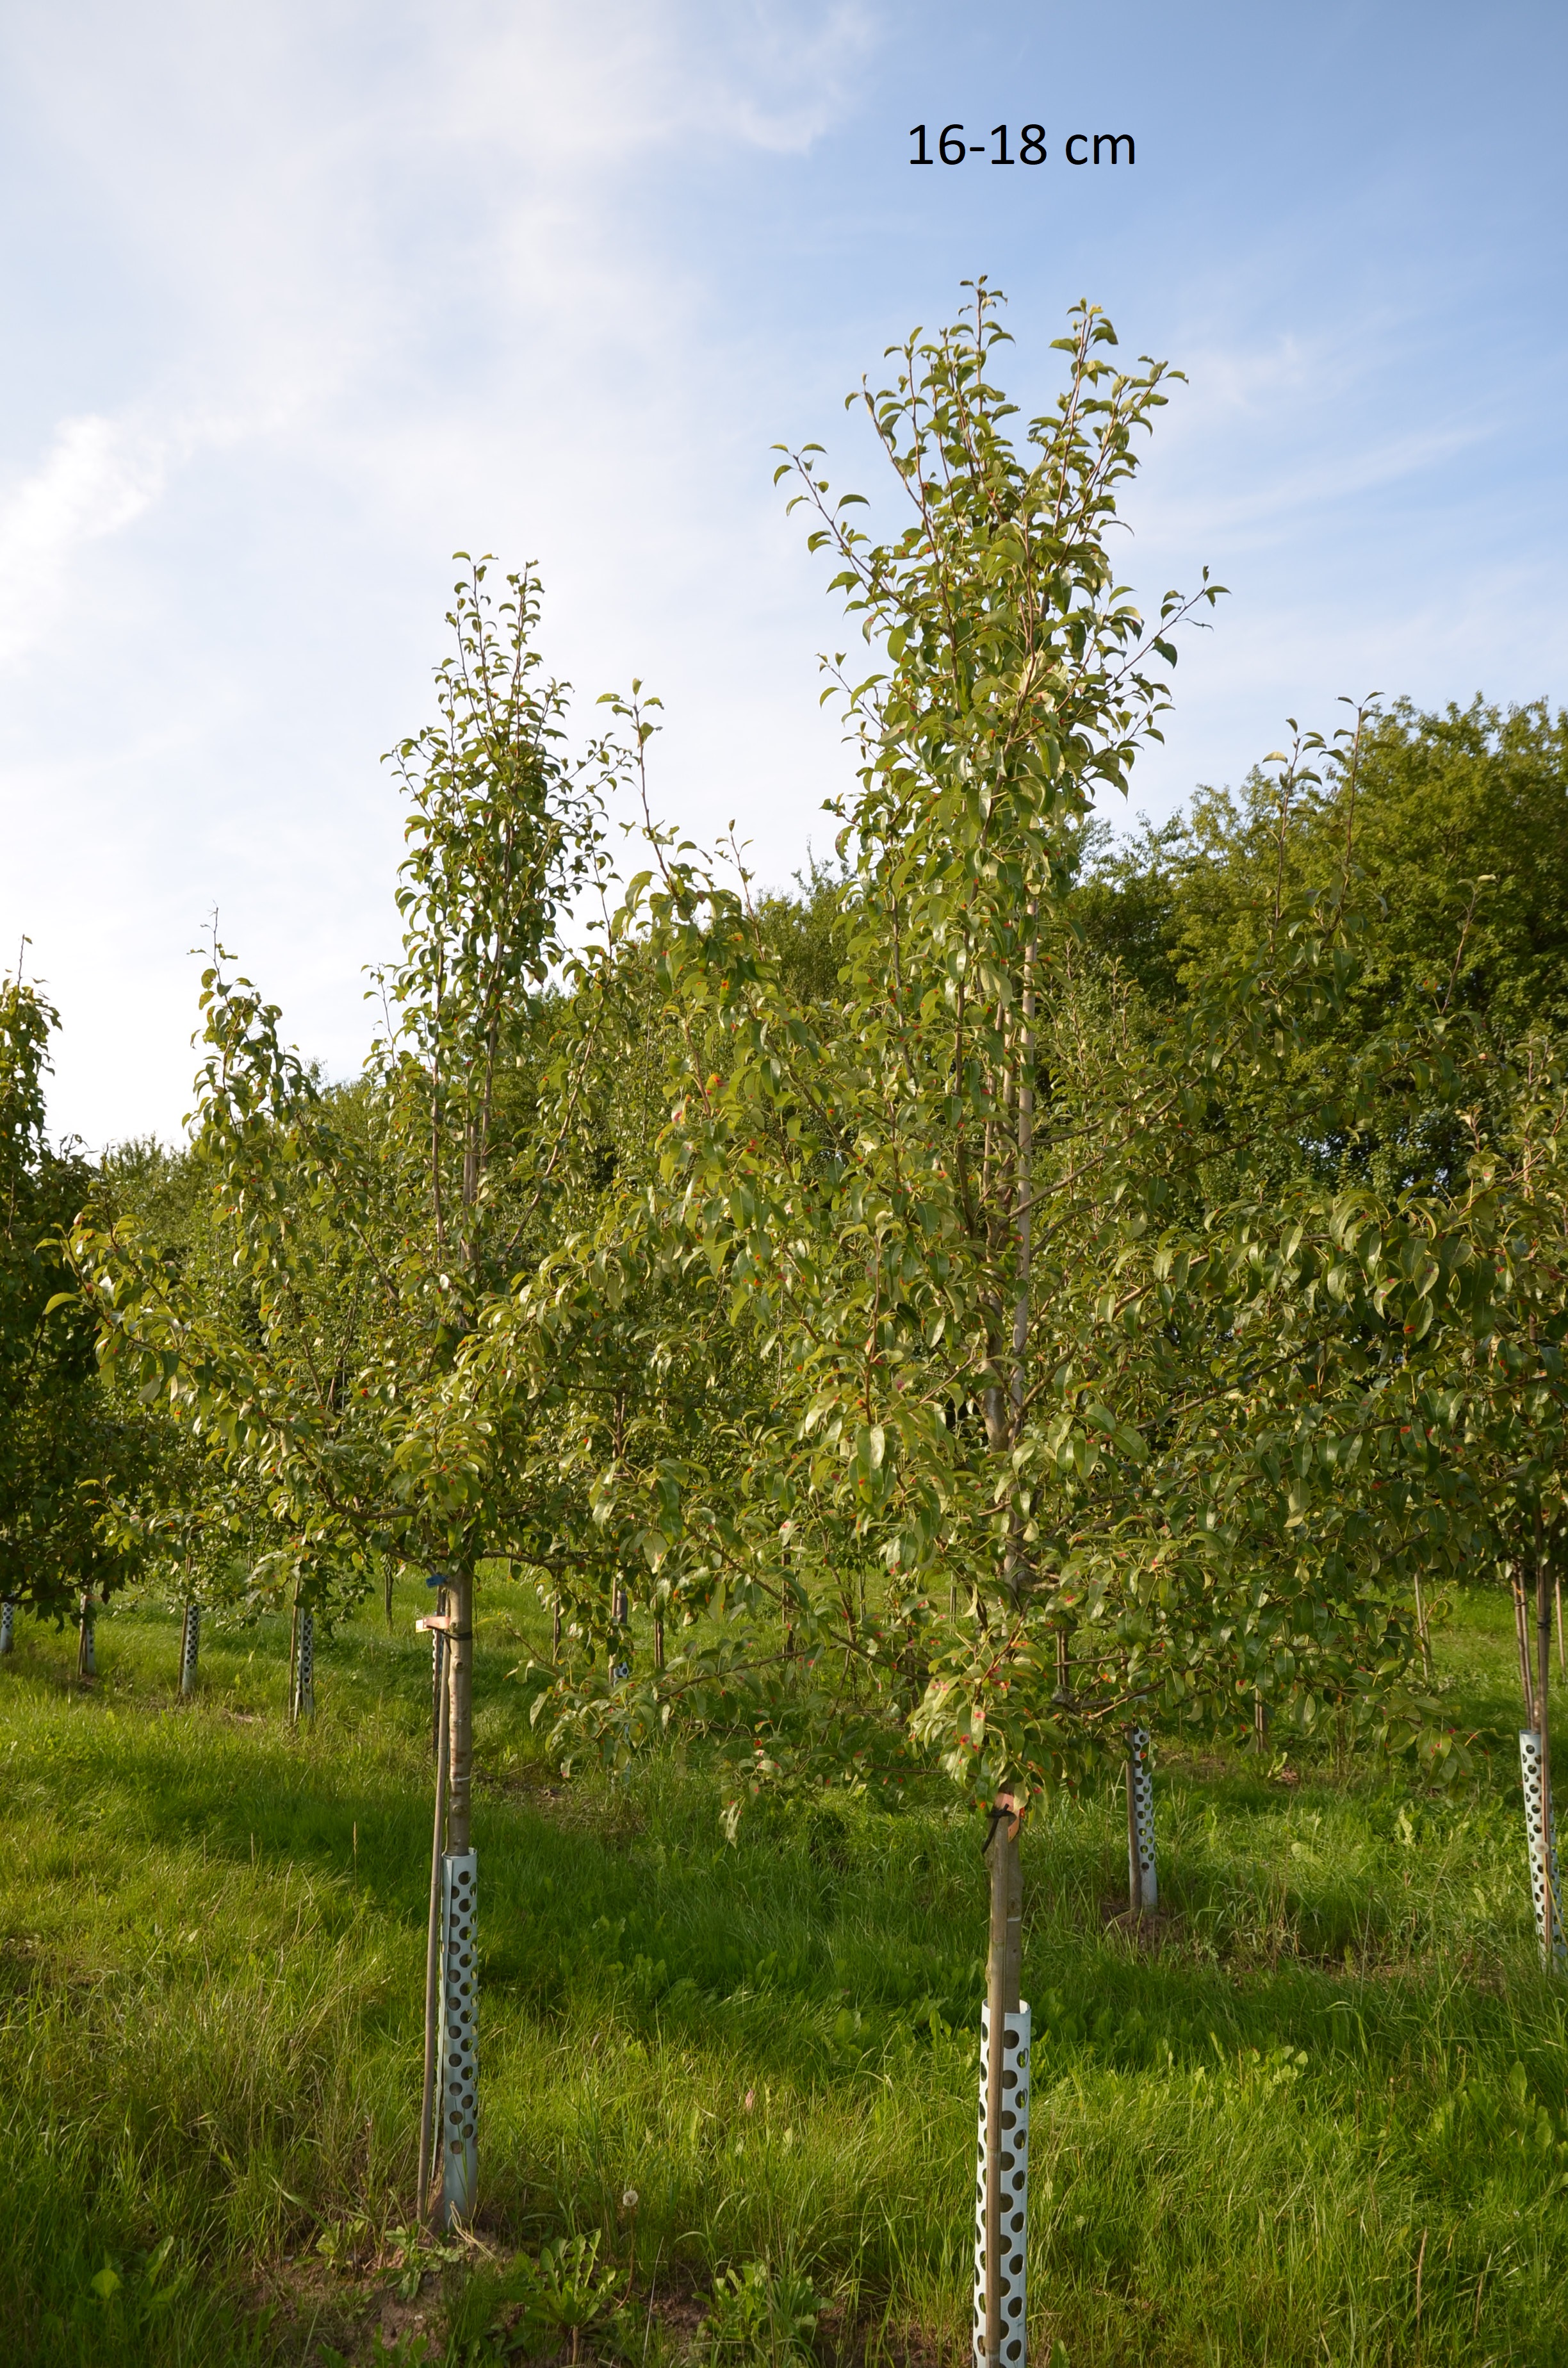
[70,559,625,2224]
[516,290,1448,2368]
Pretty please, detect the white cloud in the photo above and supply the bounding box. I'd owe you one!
[0,418,165,665]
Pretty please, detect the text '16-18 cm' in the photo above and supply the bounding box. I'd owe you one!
[910,126,1134,166]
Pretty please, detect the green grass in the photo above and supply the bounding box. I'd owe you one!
[1,1580,1565,2366]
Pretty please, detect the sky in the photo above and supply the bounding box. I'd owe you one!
[1,0,1564,1149]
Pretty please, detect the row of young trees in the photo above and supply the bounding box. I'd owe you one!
[3,286,1565,2328]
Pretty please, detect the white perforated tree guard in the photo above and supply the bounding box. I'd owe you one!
[179,1604,200,1697]
[78,1595,95,1677]
[1518,1732,1566,1969]
[439,1849,478,2224]
[293,1608,314,1723]
[973,2000,1031,2368]
[0,1599,13,1655]
[1129,1727,1157,1910]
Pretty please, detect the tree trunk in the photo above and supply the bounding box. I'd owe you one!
[1413,1573,1433,1682]
[179,1601,200,1698]
[977,1801,1027,2368]
[439,1568,478,2226]
[76,1591,95,1679]
[446,1571,473,1852]
[1127,1727,1157,1914]
[1002,910,1038,1608]
[1512,1561,1537,1730]
[610,1581,629,1682]
[1514,1535,1565,1971]
[1537,1525,1557,1966]
[293,1608,315,1724]
[419,1605,451,2223]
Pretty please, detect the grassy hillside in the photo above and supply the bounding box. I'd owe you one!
[2,1579,1565,2366]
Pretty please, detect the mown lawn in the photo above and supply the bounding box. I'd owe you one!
[1,1578,1565,2366]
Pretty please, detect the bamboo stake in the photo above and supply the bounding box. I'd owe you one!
[417,1607,451,2223]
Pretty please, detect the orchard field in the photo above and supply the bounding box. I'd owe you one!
[2,1577,1566,2368]
[5,292,1568,2368]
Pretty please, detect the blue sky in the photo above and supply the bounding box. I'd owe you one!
[2,0,1564,1145]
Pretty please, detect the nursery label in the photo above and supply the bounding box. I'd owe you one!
[908,124,1135,166]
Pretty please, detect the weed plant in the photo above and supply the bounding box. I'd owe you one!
[0,1579,1564,2365]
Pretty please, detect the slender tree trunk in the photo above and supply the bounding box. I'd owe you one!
[981,1800,1025,2368]
[439,1568,478,2227]
[1413,1573,1433,1683]
[446,1571,473,1852]
[293,1608,315,1725]
[1537,1521,1556,1966]
[1126,1728,1157,1915]
[179,1601,200,1697]
[419,1606,450,2223]
[1512,1562,1538,1730]
[76,1591,95,1679]
[1004,909,1036,1608]
[610,1581,629,1682]
[654,1612,666,1672]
